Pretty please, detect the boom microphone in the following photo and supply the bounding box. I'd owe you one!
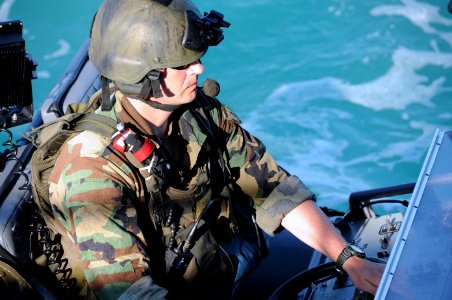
[202,78,220,98]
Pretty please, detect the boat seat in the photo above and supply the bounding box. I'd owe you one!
[0,144,35,265]
[40,38,101,124]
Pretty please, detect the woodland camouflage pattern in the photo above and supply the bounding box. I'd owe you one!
[48,90,315,298]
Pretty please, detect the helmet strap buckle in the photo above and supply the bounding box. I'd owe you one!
[140,69,163,99]
[101,76,113,111]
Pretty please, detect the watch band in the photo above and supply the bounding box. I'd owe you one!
[335,244,366,271]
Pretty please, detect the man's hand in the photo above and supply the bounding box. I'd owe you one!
[342,257,386,295]
[282,201,386,295]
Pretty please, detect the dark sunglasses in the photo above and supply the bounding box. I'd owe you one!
[171,59,202,71]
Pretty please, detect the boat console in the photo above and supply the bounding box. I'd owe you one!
[269,129,452,300]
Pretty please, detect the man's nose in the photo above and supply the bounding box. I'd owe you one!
[187,60,204,75]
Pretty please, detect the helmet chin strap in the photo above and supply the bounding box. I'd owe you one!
[141,98,182,112]
[140,69,163,99]
[139,70,181,112]
[110,70,182,112]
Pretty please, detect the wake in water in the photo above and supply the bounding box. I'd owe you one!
[335,47,452,111]
[371,0,452,47]
[244,0,452,209]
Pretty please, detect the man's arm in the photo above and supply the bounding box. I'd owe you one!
[281,200,385,295]
[49,131,162,298]
[212,101,384,294]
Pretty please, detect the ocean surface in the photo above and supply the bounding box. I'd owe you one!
[2,0,451,211]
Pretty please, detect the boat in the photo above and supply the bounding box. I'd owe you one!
[1,18,451,299]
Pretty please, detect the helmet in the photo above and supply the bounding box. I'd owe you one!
[89,0,229,85]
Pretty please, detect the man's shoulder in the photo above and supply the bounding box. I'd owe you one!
[66,130,112,157]
[49,131,114,182]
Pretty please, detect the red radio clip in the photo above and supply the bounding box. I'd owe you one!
[112,124,155,163]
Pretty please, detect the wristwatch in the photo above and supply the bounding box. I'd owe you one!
[335,244,366,271]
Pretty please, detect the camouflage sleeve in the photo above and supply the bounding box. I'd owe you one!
[219,104,316,236]
[48,131,154,298]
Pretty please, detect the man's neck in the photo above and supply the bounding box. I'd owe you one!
[127,97,171,137]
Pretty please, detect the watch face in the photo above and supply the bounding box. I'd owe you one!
[349,244,365,254]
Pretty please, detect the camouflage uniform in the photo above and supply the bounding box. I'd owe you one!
[48,89,315,298]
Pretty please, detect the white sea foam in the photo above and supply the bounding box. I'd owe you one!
[438,113,452,120]
[0,0,14,21]
[44,39,71,60]
[244,82,364,206]
[342,121,435,170]
[252,46,452,113]
[371,0,452,48]
[334,47,452,111]
[265,77,343,107]
[243,43,451,206]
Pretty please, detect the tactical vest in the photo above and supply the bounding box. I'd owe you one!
[27,88,265,298]
[116,92,263,290]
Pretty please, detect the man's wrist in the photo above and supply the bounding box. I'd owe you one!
[335,244,366,271]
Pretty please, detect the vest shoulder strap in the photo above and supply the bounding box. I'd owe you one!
[74,112,118,137]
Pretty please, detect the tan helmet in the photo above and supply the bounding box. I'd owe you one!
[89,0,229,85]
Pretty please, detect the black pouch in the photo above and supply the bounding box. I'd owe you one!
[165,224,235,300]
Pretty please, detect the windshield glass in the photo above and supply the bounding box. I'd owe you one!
[379,130,452,299]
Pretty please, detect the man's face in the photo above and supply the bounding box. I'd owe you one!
[156,60,204,105]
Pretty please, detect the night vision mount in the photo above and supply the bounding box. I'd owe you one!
[150,0,230,52]
[0,20,37,129]
[183,10,231,52]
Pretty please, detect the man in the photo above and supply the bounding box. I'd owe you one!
[47,0,384,298]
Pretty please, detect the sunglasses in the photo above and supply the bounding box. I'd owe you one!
[171,59,202,71]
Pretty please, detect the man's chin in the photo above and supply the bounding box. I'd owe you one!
[184,90,198,103]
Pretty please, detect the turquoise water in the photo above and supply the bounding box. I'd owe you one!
[3,0,452,210]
